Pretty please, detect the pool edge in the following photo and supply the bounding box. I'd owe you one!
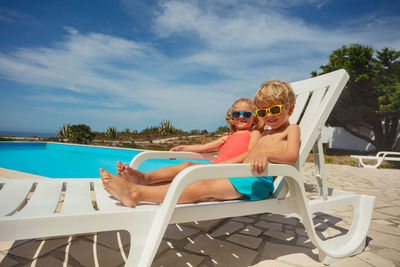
[0,167,50,179]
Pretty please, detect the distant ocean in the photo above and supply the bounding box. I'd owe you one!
[0,131,57,138]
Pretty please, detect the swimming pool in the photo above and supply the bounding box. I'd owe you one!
[0,142,209,178]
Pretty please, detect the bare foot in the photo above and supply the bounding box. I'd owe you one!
[116,160,128,177]
[100,168,140,208]
[116,161,146,184]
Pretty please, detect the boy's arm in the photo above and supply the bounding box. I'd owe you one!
[245,125,300,174]
[170,135,228,153]
[215,131,261,164]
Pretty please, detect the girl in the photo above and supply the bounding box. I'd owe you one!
[100,98,263,207]
[114,98,262,185]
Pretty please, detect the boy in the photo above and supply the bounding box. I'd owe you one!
[246,80,300,174]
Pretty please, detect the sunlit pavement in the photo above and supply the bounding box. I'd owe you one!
[1,163,399,266]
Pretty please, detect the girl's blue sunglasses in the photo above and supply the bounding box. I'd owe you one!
[231,111,254,119]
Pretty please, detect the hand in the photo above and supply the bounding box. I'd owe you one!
[244,151,269,175]
[170,145,186,151]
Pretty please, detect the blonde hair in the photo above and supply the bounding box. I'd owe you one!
[254,80,296,108]
[225,98,264,132]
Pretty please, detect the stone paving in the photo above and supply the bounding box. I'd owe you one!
[1,163,399,267]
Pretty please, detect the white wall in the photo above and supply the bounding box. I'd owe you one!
[321,126,375,152]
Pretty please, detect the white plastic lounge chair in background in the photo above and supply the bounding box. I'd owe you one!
[351,151,400,168]
[0,69,375,266]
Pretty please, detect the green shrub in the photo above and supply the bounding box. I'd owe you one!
[346,159,359,166]
[381,161,400,169]
[70,124,96,143]
[325,157,334,163]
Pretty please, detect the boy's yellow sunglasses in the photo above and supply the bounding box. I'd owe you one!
[255,104,289,117]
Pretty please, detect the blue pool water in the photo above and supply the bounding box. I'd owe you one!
[0,142,209,178]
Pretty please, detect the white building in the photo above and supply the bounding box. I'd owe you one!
[321,126,376,152]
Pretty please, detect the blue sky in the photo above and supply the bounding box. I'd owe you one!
[1,0,399,134]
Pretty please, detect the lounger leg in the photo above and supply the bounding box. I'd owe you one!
[318,237,366,265]
[99,209,169,267]
[359,158,382,169]
[356,158,361,167]
[125,233,149,266]
[305,193,375,265]
[313,135,328,200]
[123,204,176,267]
[283,168,375,265]
[124,222,168,267]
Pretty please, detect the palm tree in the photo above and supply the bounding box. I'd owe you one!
[158,120,176,135]
[106,126,118,139]
[58,124,72,139]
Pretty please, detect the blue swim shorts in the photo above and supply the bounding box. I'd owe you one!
[228,176,274,201]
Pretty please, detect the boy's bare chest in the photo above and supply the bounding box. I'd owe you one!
[260,132,288,150]
[262,131,288,141]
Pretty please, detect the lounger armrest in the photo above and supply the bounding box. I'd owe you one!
[129,151,212,169]
[351,151,400,159]
[376,151,400,158]
[161,163,303,210]
[351,151,400,168]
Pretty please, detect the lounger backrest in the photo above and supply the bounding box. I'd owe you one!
[289,69,349,169]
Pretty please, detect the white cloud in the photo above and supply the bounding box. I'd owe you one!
[0,27,163,97]
[265,0,329,9]
[0,25,240,131]
[1,0,400,132]
[154,0,400,53]
[0,6,38,24]
[154,1,332,49]
[24,93,127,109]
[152,0,400,80]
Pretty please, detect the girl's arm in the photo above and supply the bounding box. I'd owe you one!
[170,135,228,153]
[214,131,261,164]
[245,125,300,174]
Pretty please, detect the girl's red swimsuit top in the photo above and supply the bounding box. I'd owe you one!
[212,131,252,164]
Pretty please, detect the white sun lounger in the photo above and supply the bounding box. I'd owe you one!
[0,69,375,266]
[351,151,400,168]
